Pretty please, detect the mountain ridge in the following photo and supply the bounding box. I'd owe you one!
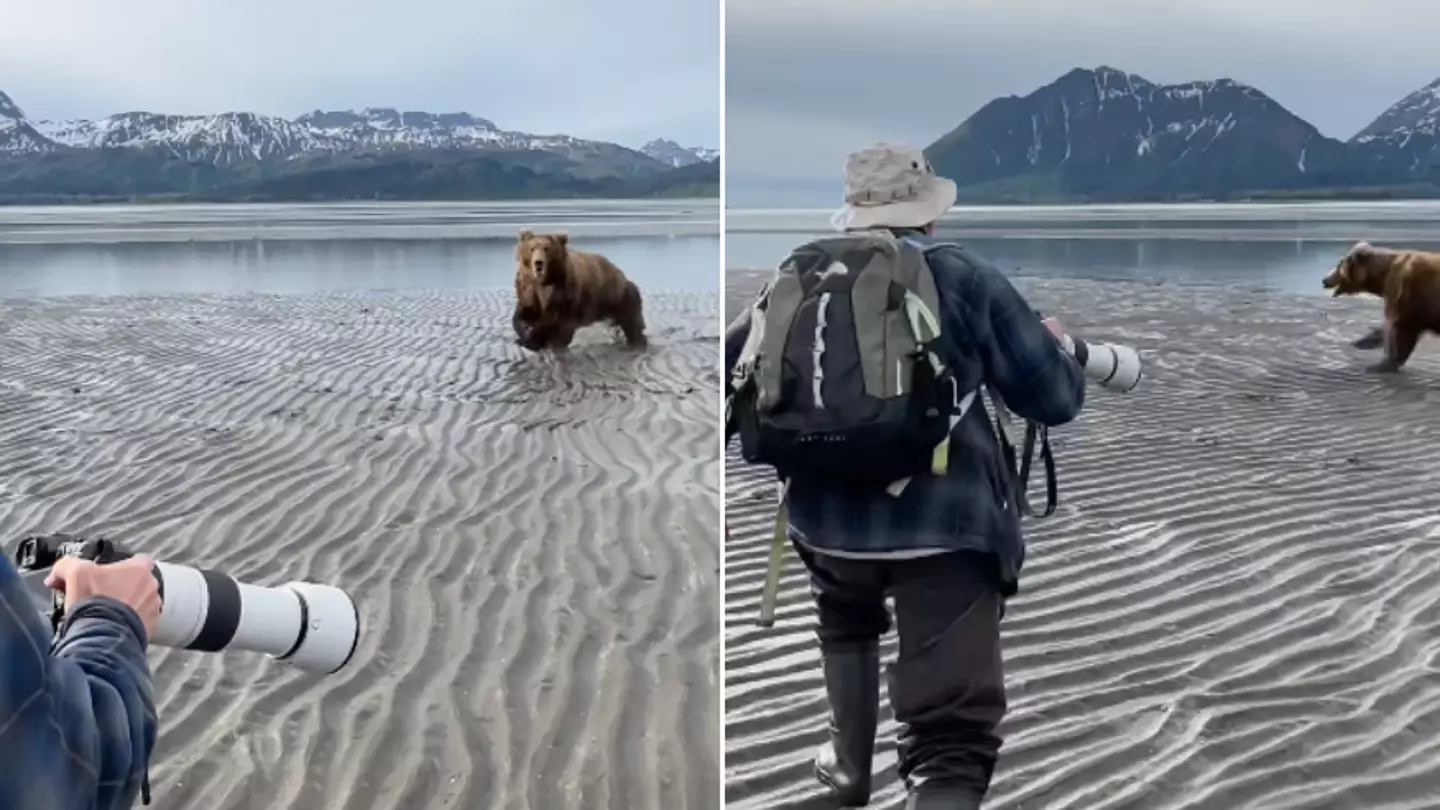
[0,90,718,203]
[924,67,1440,203]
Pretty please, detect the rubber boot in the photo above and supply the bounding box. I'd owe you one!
[813,642,880,807]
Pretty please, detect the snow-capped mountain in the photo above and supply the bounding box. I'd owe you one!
[640,138,719,167]
[0,91,54,155]
[0,90,720,202]
[37,111,330,164]
[1351,77,1440,172]
[0,91,21,122]
[925,66,1409,201]
[1355,78,1440,143]
[0,90,713,175]
[35,107,615,166]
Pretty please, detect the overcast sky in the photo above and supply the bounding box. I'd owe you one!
[727,0,1440,205]
[0,0,718,149]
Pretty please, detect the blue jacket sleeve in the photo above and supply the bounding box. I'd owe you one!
[934,247,1086,427]
[0,555,156,810]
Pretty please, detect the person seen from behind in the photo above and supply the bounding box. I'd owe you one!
[0,547,159,809]
[723,143,1086,809]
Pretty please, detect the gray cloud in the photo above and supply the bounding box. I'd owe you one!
[1,0,718,149]
[726,0,1440,204]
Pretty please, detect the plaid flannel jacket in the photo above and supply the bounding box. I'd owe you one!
[0,552,155,810]
[724,231,1086,590]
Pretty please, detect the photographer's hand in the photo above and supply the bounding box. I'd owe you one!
[46,555,161,638]
[1042,317,1065,341]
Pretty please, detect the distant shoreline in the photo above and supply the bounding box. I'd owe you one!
[0,189,720,207]
[0,198,721,244]
[948,188,1440,206]
[723,199,1440,245]
[727,189,1440,211]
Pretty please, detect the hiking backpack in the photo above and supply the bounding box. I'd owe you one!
[728,231,976,491]
[727,230,1061,516]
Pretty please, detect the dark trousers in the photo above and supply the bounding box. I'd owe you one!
[793,542,1007,800]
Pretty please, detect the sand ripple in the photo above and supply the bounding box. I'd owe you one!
[724,272,1440,809]
[0,288,719,810]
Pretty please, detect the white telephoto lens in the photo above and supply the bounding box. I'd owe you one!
[150,562,359,674]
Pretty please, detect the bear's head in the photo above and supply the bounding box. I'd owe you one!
[1323,241,1392,297]
[516,229,569,286]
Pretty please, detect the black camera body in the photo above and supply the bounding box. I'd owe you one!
[13,533,140,635]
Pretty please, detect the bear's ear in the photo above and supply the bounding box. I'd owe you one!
[1350,241,1374,257]
[518,229,535,243]
[554,233,569,246]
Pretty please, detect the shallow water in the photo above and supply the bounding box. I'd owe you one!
[0,200,720,297]
[725,202,1440,295]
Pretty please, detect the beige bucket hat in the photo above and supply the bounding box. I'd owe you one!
[829,142,958,232]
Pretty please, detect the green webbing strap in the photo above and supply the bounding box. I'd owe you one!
[929,385,977,478]
[902,292,952,479]
[931,438,950,476]
[757,481,789,628]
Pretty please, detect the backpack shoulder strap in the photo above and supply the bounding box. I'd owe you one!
[734,233,834,381]
[732,277,772,380]
[751,234,898,409]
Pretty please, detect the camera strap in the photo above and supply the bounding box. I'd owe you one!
[987,391,1058,519]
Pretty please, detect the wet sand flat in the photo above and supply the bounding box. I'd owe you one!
[0,289,719,810]
[724,271,1440,809]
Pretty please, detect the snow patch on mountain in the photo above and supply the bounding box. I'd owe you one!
[30,107,605,165]
[1354,77,1440,144]
[38,112,331,163]
[0,93,57,155]
[1020,68,1284,168]
[640,138,719,167]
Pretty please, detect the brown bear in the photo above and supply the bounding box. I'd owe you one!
[511,229,647,351]
[1322,241,1440,372]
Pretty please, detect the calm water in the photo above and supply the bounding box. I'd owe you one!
[0,200,720,297]
[725,202,1440,295]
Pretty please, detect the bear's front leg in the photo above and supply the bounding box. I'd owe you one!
[543,322,577,351]
[1351,325,1385,350]
[513,302,541,346]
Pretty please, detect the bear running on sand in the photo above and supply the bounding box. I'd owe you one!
[1323,241,1440,372]
[511,229,647,351]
